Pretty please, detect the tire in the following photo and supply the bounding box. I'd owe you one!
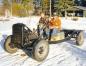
[32,40,49,61]
[76,31,84,46]
[4,35,18,54]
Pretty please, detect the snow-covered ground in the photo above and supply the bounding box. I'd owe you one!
[61,17,86,30]
[0,16,86,66]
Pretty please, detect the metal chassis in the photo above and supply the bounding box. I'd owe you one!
[48,30,83,44]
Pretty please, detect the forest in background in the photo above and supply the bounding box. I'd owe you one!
[0,0,86,17]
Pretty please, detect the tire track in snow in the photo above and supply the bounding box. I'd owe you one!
[38,54,71,66]
[57,42,86,66]
[0,53,10,59]
[0,54,20,66]
[0,43,84,66]
[61,42,86,58]
[7,56,28,66]
[0,40,86,66]
[0,53,28,66]
[38,48,71,66]
[38,41,86,66]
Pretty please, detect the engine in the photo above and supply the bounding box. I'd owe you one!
[12,23,38,48]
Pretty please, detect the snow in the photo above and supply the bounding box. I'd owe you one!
[0,16,86,66]
[61,17,86,30]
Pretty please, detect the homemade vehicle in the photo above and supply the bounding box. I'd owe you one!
[4,22,84,61]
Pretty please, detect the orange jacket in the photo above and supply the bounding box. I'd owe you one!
[49,17,61,30]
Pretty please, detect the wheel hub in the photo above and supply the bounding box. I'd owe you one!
[39,46,44,54]
[9,43,15,48]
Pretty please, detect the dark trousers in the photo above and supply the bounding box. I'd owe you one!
[37,25,47,39]
[49,29,53,41]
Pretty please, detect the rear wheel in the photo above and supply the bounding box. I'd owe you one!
[4,35,18,54]
[32,40,49,61]
[76,31,84,46]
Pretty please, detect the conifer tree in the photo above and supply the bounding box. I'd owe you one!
[40,0,50,14]
[3,0,10,9]
[56,0,75,16]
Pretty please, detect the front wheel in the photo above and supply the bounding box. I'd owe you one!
[4,35,18,54]
[76,31,84,46]
[32,40,49,61]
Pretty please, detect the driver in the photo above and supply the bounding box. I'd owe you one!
[37,13,48,39]
[49,13,61,41]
